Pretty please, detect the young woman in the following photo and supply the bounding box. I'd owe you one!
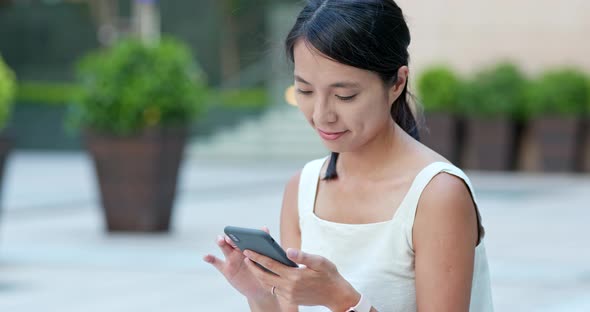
[203,1,493,311]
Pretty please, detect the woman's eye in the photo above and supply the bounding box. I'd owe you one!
[336,94,357,101]
[296,89,313,95]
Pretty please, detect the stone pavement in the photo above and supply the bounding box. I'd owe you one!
[0,152,589,311]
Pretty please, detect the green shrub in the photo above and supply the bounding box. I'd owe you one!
[0,55,16,129]
[416,65,461,114]
[17,81,81,105]
[459,62,527,119]
[71,36,208,135]
[524,68,589,118]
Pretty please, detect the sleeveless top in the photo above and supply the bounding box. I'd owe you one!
[297,156,494,312]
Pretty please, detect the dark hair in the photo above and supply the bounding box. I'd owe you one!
[285,0,420,180]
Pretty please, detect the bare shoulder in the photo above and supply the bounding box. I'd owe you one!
[422,172,473,204]
[412,171,478,310]
[414,171,478,249]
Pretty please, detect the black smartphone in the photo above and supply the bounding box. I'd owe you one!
[224,226,298,274]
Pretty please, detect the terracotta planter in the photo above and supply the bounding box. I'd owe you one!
[421,113,461,165]
[518,117,582,172]
[462,117,515,171]
[85,127,187,232]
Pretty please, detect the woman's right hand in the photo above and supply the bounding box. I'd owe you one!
[203,227,275,302]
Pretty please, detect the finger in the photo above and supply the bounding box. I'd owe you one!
[244,256,282,288]
[203,254,224,272]
[224,235,238,249]
[216,235,237,258]
[244,250,289,277]
[286,248,330,271]
[261,226,270,234]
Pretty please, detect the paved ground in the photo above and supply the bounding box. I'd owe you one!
[0,152,589,311]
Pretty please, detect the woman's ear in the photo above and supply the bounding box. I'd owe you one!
[388,65,409,105]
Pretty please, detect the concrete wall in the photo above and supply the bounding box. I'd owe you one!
[395,0,590,76]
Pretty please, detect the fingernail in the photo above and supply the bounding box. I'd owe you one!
[287,248,298,258]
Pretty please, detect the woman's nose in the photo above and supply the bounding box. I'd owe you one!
[313,98,337,124]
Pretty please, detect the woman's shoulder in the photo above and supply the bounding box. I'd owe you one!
[407,139,470,178]
[403,142,473,200]
[413,139,453,166]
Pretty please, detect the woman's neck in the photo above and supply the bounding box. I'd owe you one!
[336,122,411,182]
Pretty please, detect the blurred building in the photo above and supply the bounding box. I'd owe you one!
[396,0,590,76]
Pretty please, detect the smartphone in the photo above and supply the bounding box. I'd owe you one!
[224,226,298,273]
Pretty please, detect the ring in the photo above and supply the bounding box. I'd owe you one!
[271,286,277,296]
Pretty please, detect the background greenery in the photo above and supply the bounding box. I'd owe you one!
[71,37,207,135]
[0,54,16,129]
[524,68,589,119]
[416,65,461,114]
[417,63,590,120]
[459,62,527,119]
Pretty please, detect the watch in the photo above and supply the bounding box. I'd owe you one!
[346,293,371,312]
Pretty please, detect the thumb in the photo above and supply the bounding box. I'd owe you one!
[286,248,329,271]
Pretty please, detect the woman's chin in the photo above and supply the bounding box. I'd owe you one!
[320,141,352,154]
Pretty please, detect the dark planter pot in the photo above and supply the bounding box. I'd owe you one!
[85,127,187,232]
[421,112,462,165]
[462,117,515,171]
[8,101,81,150]
[519,117,582,172]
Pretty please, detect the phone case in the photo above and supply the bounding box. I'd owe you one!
[224,226,298,271]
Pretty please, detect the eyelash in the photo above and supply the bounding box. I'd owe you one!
[296,89,357,101]
[336,94,357,101]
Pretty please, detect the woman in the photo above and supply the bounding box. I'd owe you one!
[203,0,493,311]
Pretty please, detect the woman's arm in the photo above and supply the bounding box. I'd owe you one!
[248,171,302,312]
[278,171,302,312]
[280,171,302,263]
[248,171,301,312]
[413,173,479,312]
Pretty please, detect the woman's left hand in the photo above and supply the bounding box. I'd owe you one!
[243,248,361,311]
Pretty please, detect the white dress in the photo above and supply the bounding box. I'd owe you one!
[297,157,494,311]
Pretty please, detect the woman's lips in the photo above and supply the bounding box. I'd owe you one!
[317,129,348,141]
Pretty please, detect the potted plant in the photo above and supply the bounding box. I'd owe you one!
[520,68,588,172]
[416,65,462,164]
[70,37,207,232]
[0,54,16,214]
[458,62,526,171]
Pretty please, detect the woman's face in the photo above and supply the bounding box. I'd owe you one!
[293,40,407,153]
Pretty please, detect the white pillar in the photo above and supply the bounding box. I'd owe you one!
[133,0,161,44]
